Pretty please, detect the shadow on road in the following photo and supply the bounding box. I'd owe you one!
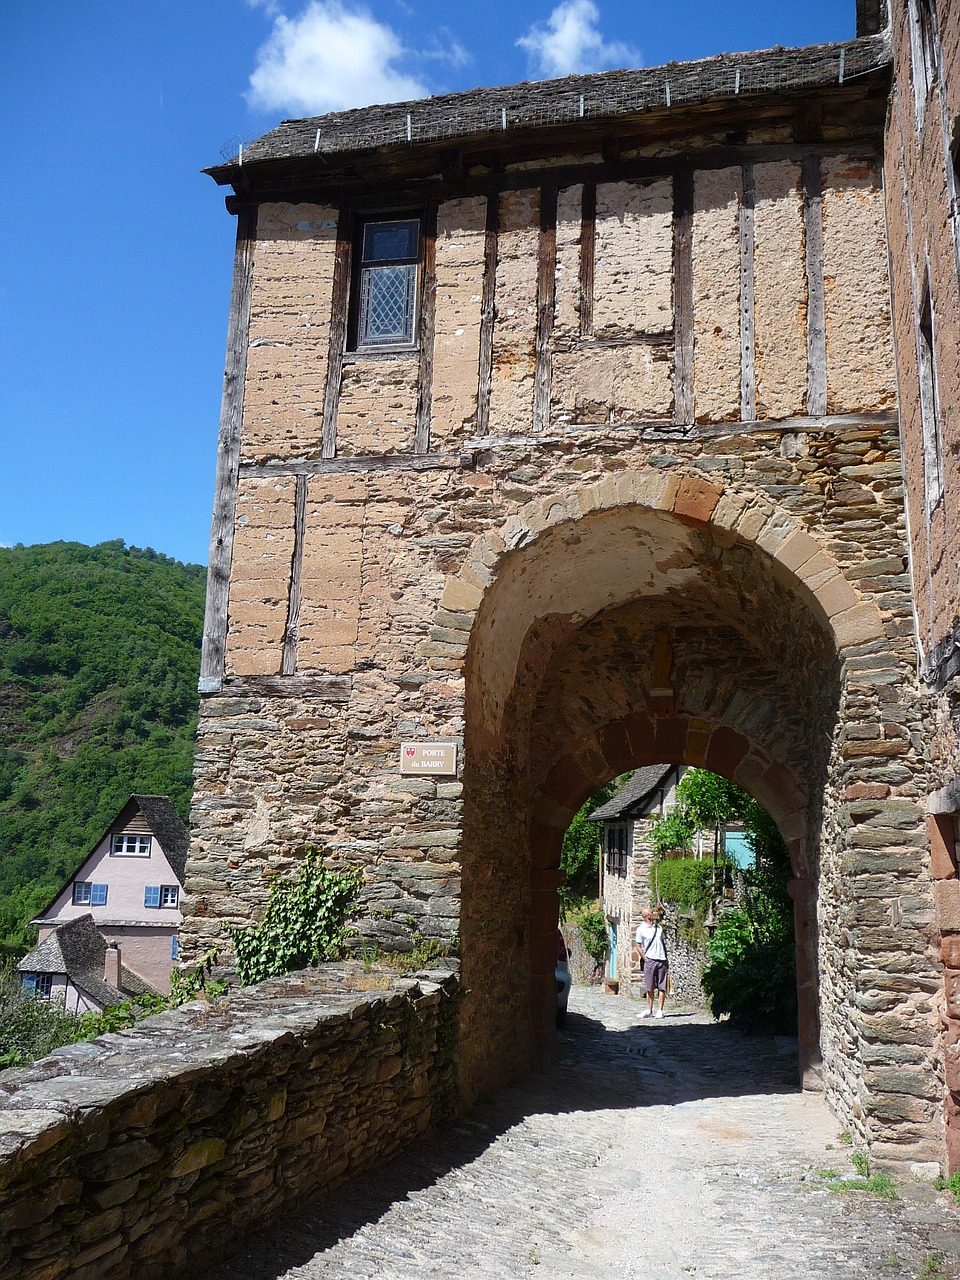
[209,996,801,1279]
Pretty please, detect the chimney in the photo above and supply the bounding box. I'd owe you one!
[104,943,121,989]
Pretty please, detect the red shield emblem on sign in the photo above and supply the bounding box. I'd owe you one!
[404,747,416,758]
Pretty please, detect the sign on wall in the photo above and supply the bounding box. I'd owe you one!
[399,742,458,775]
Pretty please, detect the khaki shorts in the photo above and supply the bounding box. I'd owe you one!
[643,958,669,993]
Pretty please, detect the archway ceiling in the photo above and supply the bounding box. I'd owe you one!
[467,506,838,751]
[527,598,836,802]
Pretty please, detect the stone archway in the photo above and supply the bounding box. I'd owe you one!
[450,470,940,1168]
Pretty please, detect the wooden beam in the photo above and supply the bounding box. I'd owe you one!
[414,201,439,454]
[673,169,695,426]
[579,181,596,338]
[803,154,827,417]
[222,141,883,213]
[534,184,558,432]
[240,452,464,478]
[739,163,756,423]
[476,192,499,436]
[281,474,308,676]
[198,205,258,696]
[321,207,354,458]
[218,675,352,702]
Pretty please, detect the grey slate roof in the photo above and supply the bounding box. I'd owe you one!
[33,795,190,924]
[588,765,680,823]
[206,34,890,179]
[132,795,189,884]
[17,915,155,1008]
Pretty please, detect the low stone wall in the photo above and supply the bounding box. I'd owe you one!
[0,964,459,1280]
[665,924,709,1007]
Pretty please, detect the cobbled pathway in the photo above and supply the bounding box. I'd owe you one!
[211,988,960,1280]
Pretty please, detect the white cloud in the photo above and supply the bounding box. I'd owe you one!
[517,1,640,78]
[247,1,430,116]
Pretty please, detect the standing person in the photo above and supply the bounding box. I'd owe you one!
[634,906,668,1019]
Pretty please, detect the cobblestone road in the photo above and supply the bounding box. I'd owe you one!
[211,988,960,1280]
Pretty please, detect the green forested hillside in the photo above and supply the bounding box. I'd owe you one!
[0,541,205,948]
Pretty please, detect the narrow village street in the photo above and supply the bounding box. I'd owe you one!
[212,987,960,1280]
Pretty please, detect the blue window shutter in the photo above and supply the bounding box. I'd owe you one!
[144,886,161,908]
[171,934,179,960]
[90,884,107,906]
[22,973,36,993]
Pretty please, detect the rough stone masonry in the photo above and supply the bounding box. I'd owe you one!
[185,30,952,1171]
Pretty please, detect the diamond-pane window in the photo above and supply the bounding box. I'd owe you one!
[355,217,420,348]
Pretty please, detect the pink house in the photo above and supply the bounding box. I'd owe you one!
[18,795,188,1007]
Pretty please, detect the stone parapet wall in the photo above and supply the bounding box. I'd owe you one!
[0,965,459,1280]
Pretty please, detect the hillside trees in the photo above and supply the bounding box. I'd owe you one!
[0,541,205,948]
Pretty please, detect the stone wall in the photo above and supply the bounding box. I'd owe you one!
[187,80,951,1170]
[0,965,458,1280]
[884,0,960,1172]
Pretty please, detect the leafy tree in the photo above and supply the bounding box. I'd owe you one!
[0,541,205,949]
[0,963,81,1067]
[650,807,694,858]
[646,767,797,1031]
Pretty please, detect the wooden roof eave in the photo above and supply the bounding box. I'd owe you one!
[209,75,890,210]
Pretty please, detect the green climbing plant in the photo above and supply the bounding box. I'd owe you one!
[231,851,364,985]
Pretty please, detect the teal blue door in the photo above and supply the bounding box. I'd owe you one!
[609,923,617,980]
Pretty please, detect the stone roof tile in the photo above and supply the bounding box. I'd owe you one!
[206,34,889,179]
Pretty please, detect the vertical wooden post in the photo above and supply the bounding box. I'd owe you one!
[803,154,827,417]
[281,474,308,677]
[321,207,354,459]
[414,201,439,454]
[739,163,757,423]
[476,192,499,436]
[673,170,695,426]
[199,204,258,695]
[579,181,596,339]
[534,184,558,433]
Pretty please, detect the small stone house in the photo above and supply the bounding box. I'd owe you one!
[21,795,188,1000]
[590,764,683,992]
[17,914,155,1014]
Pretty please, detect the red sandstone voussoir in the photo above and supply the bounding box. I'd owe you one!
[542,755,591,809]
[673,475,723,529]
[704,726,750,776]
[927,814,959,880]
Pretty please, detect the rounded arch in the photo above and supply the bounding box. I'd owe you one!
[437,469,883,744]
[450,471,866,1103]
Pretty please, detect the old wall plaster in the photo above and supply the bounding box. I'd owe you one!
[241,203,338,465]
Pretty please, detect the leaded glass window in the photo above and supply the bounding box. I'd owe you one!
[356,217,420,348]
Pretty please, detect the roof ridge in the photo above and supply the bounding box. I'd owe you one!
[207,32,890,178]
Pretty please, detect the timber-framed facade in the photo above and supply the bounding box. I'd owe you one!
[185,3,960,1174]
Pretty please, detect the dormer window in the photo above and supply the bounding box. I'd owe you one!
[111,833,152,857]
[351,217,421,350]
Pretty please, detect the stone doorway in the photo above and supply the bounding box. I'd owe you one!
[452,472,941,1168]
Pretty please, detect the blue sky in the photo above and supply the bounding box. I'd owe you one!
[1,1,854,566]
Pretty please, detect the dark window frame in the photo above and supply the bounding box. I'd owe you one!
[910,0,940,128]
[145,884,180,909]
[347,212,423,353]
[24,972,53,998]
[73,881,107,906]
[604,823,630,879]
[917,273,944,513]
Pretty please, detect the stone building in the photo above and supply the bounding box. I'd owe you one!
[185,2,960,1170]
[589,763,681,991]
[883,0,960,1173]
[23,795,186,999]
